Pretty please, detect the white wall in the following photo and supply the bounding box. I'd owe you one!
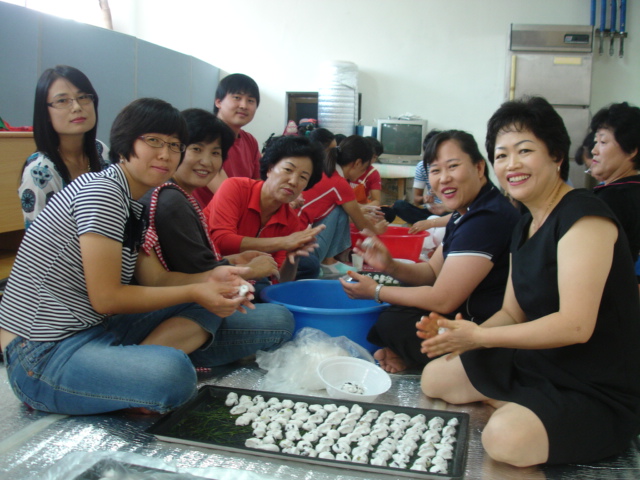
[109,0,639,154]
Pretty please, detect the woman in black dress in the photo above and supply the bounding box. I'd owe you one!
[419,96,640,467]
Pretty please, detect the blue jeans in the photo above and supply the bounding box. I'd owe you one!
[312,207,352,262]
[3,303,293,414]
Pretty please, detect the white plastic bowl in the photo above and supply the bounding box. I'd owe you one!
[317,357,392,403]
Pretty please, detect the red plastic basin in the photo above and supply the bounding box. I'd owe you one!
[350,225,429,262]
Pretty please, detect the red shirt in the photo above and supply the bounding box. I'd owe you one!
[298,170,356,227]
[192,129,261,207]
[203,177,302,267]
[349,165,382,204]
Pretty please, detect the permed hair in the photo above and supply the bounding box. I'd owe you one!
[260,136,324,191]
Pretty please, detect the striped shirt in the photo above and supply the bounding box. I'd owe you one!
[0,164,145,341]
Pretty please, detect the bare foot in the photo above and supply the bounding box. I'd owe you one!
[374,347,408,373]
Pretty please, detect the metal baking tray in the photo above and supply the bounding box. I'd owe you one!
[147,386,469,479]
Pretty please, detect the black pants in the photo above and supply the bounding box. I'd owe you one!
[367,304,432,369]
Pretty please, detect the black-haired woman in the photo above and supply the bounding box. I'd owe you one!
[204,135,326,282]
[1,98,254,415]
[19,65,109,229]
[342,130,519,373]
[299,135,388,276]
[421,97,640,467]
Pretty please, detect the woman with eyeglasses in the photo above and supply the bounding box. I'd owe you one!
[0,98,254,415]
[19,65,109,229]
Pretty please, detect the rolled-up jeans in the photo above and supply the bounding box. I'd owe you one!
[3,303,294,415]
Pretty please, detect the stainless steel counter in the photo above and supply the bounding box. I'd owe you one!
[0,362,638,479]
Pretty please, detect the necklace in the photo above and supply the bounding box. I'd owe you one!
[531,180,563,233]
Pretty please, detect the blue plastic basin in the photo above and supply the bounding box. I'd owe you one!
[260,280,388,353]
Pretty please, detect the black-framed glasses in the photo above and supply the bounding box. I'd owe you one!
[138,135,186,153]
[47,94,95,109]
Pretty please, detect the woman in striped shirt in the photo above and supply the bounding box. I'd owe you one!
[0,98,254,415]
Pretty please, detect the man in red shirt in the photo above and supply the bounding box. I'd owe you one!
[193,73,262,207]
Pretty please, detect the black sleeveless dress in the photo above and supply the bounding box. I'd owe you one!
[461,189,640,464]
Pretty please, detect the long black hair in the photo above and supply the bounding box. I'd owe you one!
[31,65,101,183]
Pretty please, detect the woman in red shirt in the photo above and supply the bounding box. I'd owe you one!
[298,135,388,276]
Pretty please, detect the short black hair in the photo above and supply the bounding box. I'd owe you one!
[423,129,442,150]
[214,73,260,113]
[574,131,595,166]
[590,102,640,169]
[334,133,347,145]
[364,136,384,156]
[423,130,485,177]
[260,136,324,190]
[181,108,235,162]
[32,65,101,183]
[308,128,336,149]
[485,96,570,181]
[109,98,188,164]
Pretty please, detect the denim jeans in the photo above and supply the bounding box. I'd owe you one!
[188,303,294,367]
[312,207,352,262]
[3,302,294,414]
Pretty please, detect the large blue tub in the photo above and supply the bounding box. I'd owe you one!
[260,280,388,353]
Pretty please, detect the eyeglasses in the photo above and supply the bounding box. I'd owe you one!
[47,94,95,109]
[138,135,186,153]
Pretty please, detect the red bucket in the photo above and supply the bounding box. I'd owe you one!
[350,225,429,262]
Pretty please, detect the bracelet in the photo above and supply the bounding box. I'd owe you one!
[374,283,384,303]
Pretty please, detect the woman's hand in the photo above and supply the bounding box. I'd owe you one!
[199,266,256,316]
[225,250,266,265]
[417,312,481,360]
[289,195,305,210]
[339,271,379,300]
[423,192,435,204]
[372,219,389,235]
[226,251,279,280]
[284,224,326,263]
[409,219,431,234]
[353,233,393,272]
[245,254,279,280]
[361,204,385,222]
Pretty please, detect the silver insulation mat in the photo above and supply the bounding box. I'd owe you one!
[0,362,639,479]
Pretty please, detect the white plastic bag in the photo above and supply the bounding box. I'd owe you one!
[255,327,374,395]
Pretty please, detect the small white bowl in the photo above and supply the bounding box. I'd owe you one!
[317,357,392,403]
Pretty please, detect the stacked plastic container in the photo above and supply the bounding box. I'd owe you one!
[318,60,358,136]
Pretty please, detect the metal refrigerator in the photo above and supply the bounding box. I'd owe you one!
[507,24,594,188]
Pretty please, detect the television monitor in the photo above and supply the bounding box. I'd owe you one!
[376,118,428,165]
